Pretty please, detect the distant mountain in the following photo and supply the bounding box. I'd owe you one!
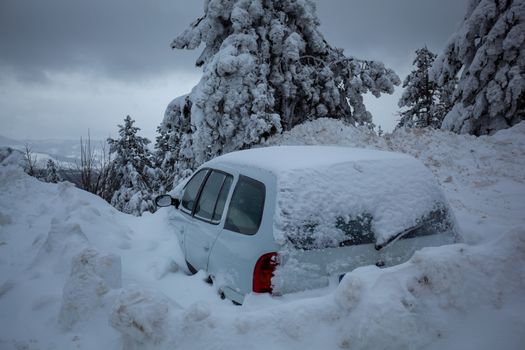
[0,134,24,147]
[0,134,105,166]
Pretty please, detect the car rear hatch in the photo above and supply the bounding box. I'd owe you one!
[272,207,459,295]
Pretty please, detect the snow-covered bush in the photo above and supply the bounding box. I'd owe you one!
[431,0,524,135]
[45,159,62,183]
[158,0,400,185]
[108,116,160,216]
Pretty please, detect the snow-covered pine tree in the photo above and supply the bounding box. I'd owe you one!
[434,76,458,126]
[153,116,178,192]
[108,116,159,216]
[159,0,400,185]
[397,47,441,129]
[45,159,62,183]
[431,0,524,135]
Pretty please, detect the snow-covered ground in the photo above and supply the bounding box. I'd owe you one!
[1,120,524,349]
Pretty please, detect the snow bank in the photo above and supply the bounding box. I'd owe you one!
[1,119,524,349]
[111,227,525,350]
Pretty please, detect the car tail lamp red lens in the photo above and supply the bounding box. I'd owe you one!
[253,252,278,293]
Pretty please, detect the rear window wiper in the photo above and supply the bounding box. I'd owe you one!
[374,222,424,251]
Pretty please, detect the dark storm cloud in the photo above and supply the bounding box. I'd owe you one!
[0,0,469,140]
[1,0,467,83]
[0,0,203,82]
[315,0,467,68]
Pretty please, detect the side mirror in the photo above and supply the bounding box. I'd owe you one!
[155,194,180,208]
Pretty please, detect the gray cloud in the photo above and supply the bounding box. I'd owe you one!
[1,0,467,82]
[316,0,467,69]
[0,0,202,82]
[0,0,468,139]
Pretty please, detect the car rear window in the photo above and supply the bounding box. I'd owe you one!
[274,159,454,249]
[224,176,265,235]
[286,207,454,250]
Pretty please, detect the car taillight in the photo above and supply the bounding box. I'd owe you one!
[253,252,278,293]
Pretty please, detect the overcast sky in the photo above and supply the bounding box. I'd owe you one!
[0,0,468,141]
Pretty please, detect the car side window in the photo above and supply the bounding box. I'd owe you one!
[181,169,208,213]
[212,175,233,222]
[194,171,233,223]
[224,176,265,235]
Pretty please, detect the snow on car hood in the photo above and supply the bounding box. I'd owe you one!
[273,153,449,248]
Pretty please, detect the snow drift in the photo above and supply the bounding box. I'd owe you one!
[1,119,525,349]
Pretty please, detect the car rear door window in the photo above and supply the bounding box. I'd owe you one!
[181,169,208,213]
[225,176,265,235]
[195,171,233,222]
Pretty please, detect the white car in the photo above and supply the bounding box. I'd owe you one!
[156,146,459,304]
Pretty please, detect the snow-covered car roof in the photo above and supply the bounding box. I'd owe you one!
[208,146,453,247]
[207,146,412,174]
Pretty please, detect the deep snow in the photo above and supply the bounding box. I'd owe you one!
[1,119,524,349]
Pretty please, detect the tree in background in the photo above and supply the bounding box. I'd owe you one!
[153,120,178,193]
[45,159,62,183]
[108,116,159,216]
[77,133,97,194]
[431,0,524,135]
[158,0,400,185]
[397,47,440,128]
[71,133,118,202]
[23,144,38,177]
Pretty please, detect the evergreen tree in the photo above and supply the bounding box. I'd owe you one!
[158,0,400,185]
[153,122,175,192]
[45,159,62,183]
[397,47,441,129]
[434,76,458,127]
[108,116,158,216]
[431,0,524,135]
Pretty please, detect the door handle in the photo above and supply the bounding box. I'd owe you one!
[204,246,210,252]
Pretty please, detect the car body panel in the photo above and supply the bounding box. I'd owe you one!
[184,213,222,270]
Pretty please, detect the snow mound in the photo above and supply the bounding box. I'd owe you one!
[110,288,179,346]
[34,218,89,271]
[264,118,387,149]
[0,147,25,168]
[59,248,121,329]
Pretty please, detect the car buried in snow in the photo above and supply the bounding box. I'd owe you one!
[155,146,460,305]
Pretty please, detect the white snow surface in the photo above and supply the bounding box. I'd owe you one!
[209,145,410,173]
[1,118,525,349]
